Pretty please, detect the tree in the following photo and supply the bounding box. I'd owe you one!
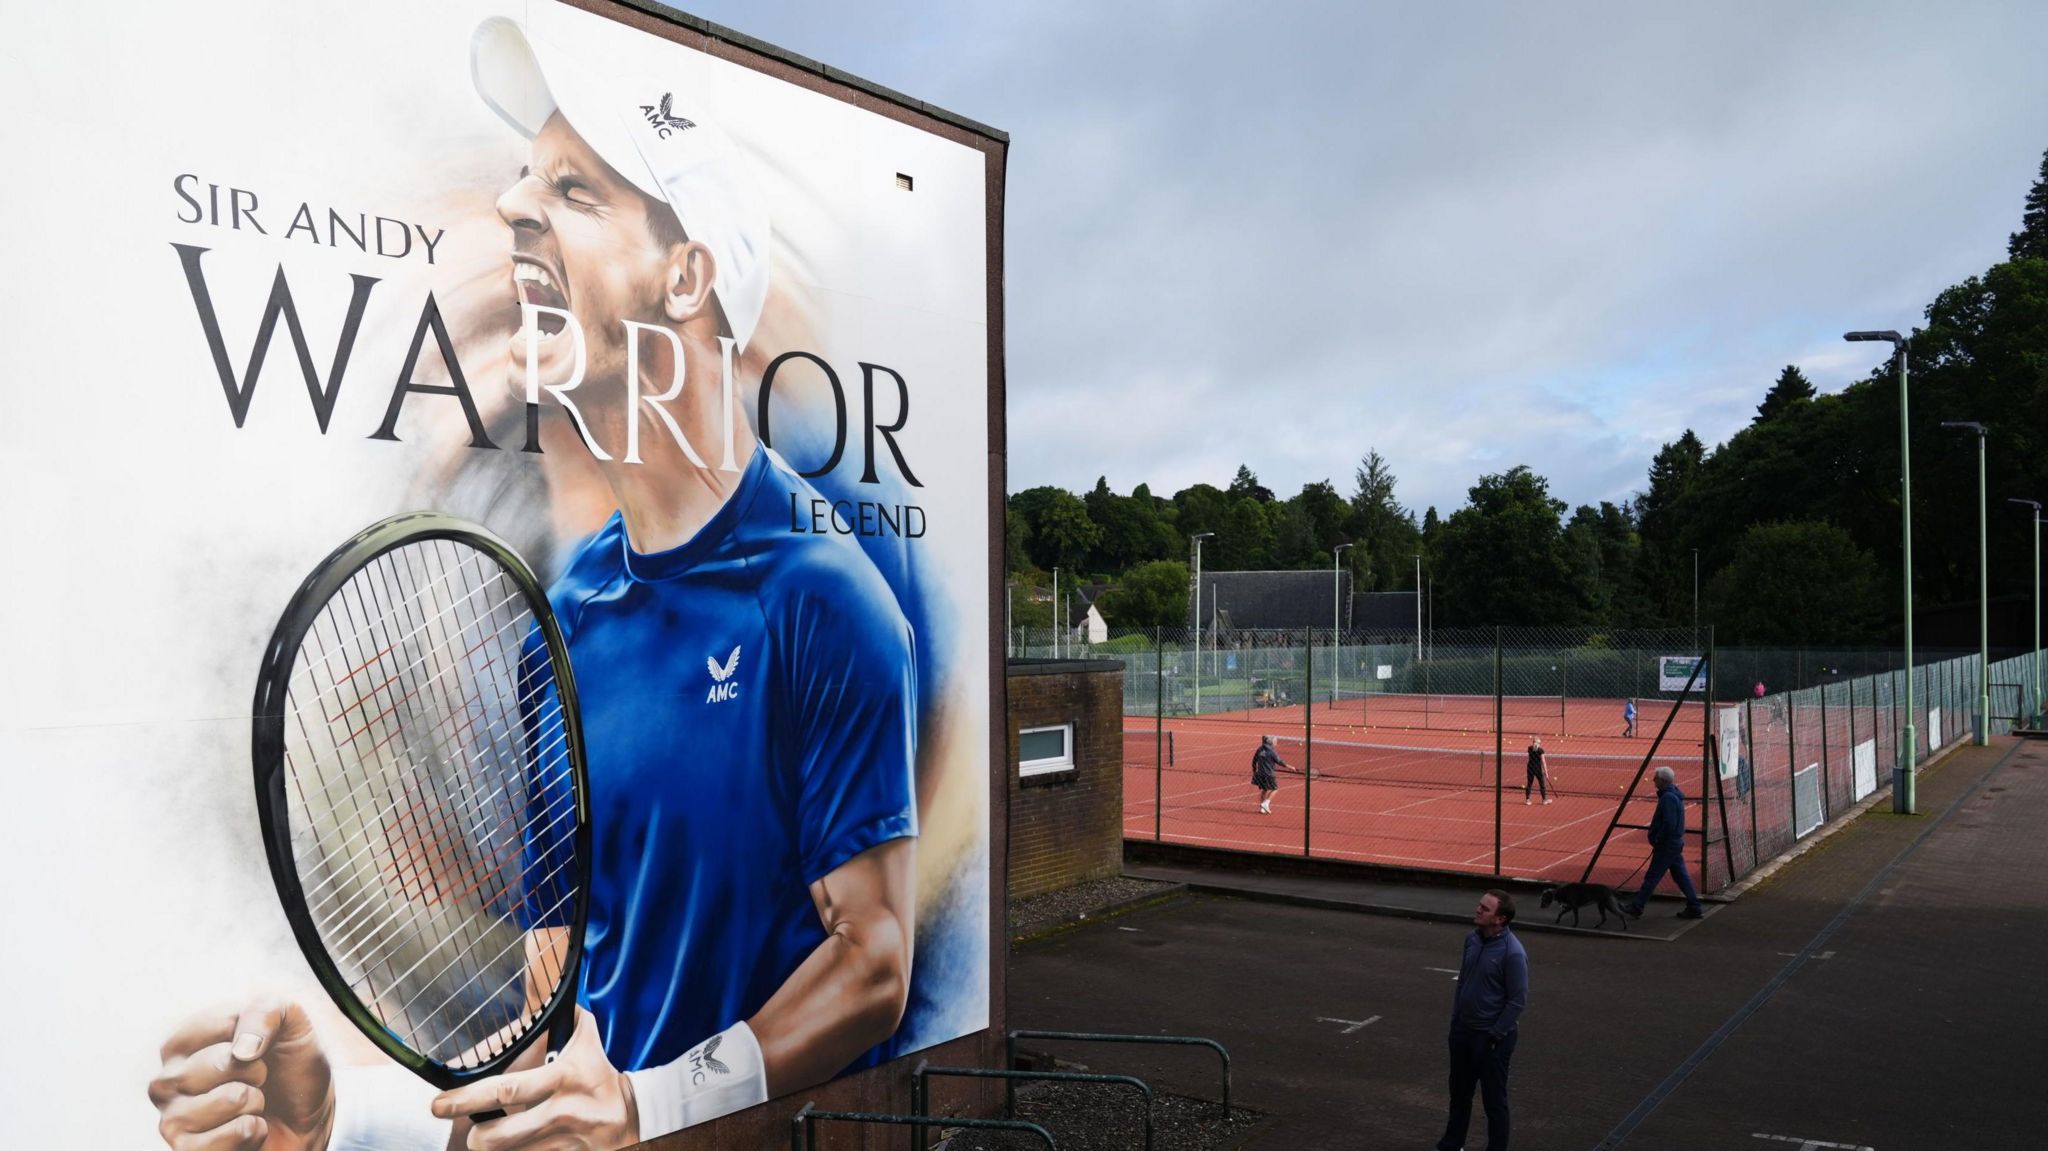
[1428,466,1591,626]
[1172,483,1232,544]
[1754,365,1817,424]
[2010,147,2048,262]
[1348,450,1421,591]
[1704,521,1884,645]
[1017,487,1099,573]
[1005,506,1032,574]
[1227,464,1274,503]
[1636,430,1706,624]
[1084,476,1175,573]
[1098,560,1189,629]
[1218,497,1276,570]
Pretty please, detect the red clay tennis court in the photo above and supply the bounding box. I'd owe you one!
[1123,703,1718,888]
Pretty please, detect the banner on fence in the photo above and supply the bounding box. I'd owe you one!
[1853,740,1877,801]
[1718,705,1742,781]
[1929,707,1944,750]
[1658,655,1707,692]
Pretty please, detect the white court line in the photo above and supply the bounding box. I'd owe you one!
[1463,807,1615,866]
[1424,967,1460,978]
[1750,1134,1873,1150]
[1316,1015,1381,1034]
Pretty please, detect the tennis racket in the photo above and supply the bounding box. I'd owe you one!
[251,511,591,1118]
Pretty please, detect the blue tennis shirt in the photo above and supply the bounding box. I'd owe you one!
[544,445,918,1077]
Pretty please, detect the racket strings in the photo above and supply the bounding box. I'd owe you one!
[281,538,579,1070]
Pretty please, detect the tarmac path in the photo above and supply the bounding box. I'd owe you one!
[1007,737,2040,1150]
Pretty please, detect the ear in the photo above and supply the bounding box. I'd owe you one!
[661,240,717,324]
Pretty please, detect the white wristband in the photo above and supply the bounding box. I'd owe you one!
[327,1063,451,1151]
[626,1021,771,1137]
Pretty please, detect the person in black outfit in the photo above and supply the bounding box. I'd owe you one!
[1251,734,1287,814]
[1523,737,1551,805]
[1436,889,1528,1151]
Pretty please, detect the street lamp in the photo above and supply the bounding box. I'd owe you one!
[2010,498,2042,725]
[1691,547,1700,652]
[1846,329,1916,812]
[1942,420,1989,745]
[1414,553,1423,659]
[1051,566,1060,660]
[1333,543,1354,705]
[1192,532,1215,713]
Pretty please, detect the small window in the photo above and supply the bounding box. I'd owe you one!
[895,172,914,191]
[1018,723,1074,777]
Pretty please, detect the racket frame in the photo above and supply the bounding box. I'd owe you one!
[251,511,592,1090]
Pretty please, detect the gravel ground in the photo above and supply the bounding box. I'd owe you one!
[1009,876,1183,938]
[933,1078,1266,1150]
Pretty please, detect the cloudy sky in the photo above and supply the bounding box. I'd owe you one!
[666,0,2048,516]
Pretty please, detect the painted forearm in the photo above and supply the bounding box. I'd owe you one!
[748,911,911,1096]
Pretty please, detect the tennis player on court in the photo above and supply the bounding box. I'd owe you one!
[1522,737,1550,805]
[1252,734,1288,814]
[1622,697,1638,738]
[149,15,918,1151]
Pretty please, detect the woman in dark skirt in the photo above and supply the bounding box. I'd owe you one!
[1524,736,1552,805]
[1252,734,1288,814]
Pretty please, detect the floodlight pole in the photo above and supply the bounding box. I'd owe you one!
[1051,567,1059,660]
[1847,330,1914,813]
[2011,499,2042,724]
[1414,553,1423,659]
[1942,420,1989,745]
[1333,543,1354,706]
[1192,533,1214,714]
[1691,547,1700,652]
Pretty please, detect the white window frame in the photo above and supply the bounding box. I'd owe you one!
[1018,722,1075,777]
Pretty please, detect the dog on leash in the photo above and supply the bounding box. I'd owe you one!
[1540,882,1630,931]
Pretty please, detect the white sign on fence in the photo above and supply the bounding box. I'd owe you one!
[1377,664,1394,681]
[1658,655,1707,692]
[1928,707,1943,750]
[1852,740,1877,801]
[1793,763,1824,837]
[1718,706,1742,780]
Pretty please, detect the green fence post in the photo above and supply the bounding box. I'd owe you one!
[1494,627,1504,877]
[1303,627,1314,859]
[1154,628,1164,843]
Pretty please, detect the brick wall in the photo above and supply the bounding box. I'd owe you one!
[1008,659,1125,900]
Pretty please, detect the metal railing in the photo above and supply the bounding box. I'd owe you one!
[1005,1029,1230,1115]
[913,1061,1153,1150]
[787,1102,1055,1150]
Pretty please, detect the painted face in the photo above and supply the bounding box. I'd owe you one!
[494,112,682,427]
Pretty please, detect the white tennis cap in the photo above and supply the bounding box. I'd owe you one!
[471,12,770,351]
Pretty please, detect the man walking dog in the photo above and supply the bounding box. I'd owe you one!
[1436,890,1528,1151]
[1626,765,1705,919]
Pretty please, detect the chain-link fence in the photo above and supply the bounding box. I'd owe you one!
[1103,625,2045,891]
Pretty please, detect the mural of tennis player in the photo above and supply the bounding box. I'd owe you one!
[147,12,920,1150]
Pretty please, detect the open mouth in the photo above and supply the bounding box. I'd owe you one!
[512,259,570,339]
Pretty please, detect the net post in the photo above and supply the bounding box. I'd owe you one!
[1303,627,1314,858]
[1560,646,1570,737]
[1493,626,1504,877]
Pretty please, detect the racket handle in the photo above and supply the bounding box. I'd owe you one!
[469,1008,578,1125]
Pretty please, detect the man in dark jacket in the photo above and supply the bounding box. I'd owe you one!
[1626,766,1705,919]
[1436,890,1528,1151]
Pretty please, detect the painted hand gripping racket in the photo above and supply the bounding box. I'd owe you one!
[251,512,591,1118]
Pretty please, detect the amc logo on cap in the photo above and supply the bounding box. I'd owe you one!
[640,93,697,139]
